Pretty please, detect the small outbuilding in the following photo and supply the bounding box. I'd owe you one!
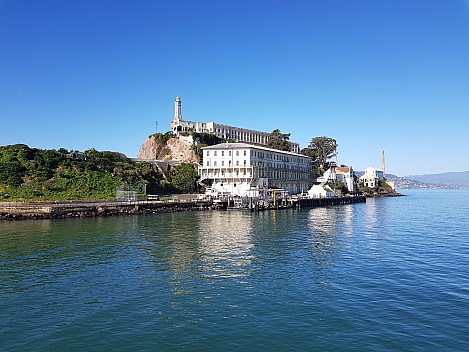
[307,185,335,199]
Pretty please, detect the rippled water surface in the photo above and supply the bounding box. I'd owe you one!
[1,189,468,351]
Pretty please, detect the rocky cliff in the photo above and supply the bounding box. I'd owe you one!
[137,135,198,163]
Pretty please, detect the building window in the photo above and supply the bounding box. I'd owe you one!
[244,150,246,156]
[214,151,217,156]
[206,151,210,156]
[244,160,246,165]
[236,160,239,166]
[206,161,209,166]
[229,151,232,156]
[214,161,217,166]
[222,161,224,166]
[222,151,224,156]
[236,151,239,156]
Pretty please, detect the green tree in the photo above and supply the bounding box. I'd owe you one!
[0,159,25,187]
[150,131,174,144]
[267,129,291,151]
[327,180,348,194]
[190,132,225,163]
[0,144,166,201]
[170,163,199,193]
[306,136,337,169]
[191,132,224,146]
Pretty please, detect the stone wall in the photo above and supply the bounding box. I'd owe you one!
[0,200,213,220]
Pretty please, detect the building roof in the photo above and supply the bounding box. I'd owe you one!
[336,167,350,173]
[202,142,309,157]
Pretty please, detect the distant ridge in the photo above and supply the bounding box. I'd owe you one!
[355,171,467,189]
[404,171,469,187]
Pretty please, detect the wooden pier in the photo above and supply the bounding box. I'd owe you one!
[295,195,366,208]
[244,195,366,211]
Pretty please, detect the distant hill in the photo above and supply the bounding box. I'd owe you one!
[355,171,465,189]
[404,171,469,187]
[355,172,399,179]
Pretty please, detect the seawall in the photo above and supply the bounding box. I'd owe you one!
[0,196,366,220]
[0,200,213,220]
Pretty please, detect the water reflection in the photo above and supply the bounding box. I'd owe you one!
[197,211,254,279]
[139,211,254,298]
[363,198,380,234]
[306,208,341,268]
[307,207,339,235]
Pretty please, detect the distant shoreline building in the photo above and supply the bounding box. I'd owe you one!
[170,96,300,153]
[359,167,384,188]
[198,143,313,196]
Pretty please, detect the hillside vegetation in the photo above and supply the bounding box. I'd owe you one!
[0,144,199,201]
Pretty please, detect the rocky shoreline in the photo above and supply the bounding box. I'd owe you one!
[361,190,405,197]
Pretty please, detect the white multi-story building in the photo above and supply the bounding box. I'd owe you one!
[198,143,313,196]
[170,96,300,153]
[359,167,385,187]
[336,166,357,192]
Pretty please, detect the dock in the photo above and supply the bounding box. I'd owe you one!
[295,195,366,208]
[0,195,366,220]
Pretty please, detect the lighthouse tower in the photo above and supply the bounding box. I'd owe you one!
[171,96,182,132]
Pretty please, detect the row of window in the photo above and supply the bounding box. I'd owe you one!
[206,149,309,164]
[252,151,306,163]
[206,160,247,167]
[202,169,310,180]
[204,160,310,172]
[213,128,269,143]
[205,170,251,177]
[207,150,248,157]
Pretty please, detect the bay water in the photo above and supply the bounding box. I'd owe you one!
[1,189,468,351]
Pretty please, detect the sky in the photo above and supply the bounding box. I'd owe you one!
[1,0,468,176]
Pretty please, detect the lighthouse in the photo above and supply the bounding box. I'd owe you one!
[171,96,182,132]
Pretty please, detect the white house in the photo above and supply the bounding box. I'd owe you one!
[198,143,314,196]
[336,166,357,192]
[307,185,335,198]
[359,167,385,188]
[313,166,357,193]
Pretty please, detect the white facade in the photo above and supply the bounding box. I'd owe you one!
[198,143,313,196]
[307,185,334,198]
[359,167,385,188]
[336,167,357,192]
[170,96,300,153]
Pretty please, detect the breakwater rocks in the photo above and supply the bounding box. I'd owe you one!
[0,200,213,220]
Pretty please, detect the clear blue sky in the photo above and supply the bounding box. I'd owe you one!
[1,0,468,176]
